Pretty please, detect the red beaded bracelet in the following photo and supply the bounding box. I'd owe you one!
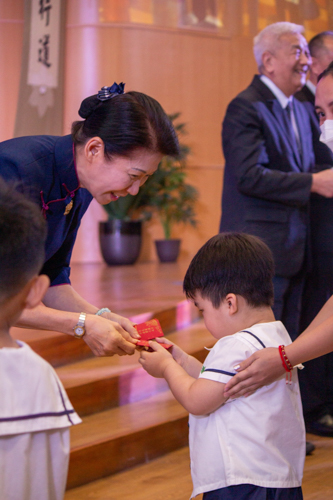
[278,345,293,384]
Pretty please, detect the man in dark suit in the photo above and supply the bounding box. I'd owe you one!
[295,32,333,437]
[220,22,333,348]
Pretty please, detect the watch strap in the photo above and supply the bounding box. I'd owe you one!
[77,312,86,326]
[95,308,111,316]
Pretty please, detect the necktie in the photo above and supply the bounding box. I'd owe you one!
[285,101,302,161]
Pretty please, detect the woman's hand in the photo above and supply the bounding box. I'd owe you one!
[84,314,138,356]
[223,347,284,398]
[139,341,174,378]
[98,310,140,339]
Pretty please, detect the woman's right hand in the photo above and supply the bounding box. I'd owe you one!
[223,347,284,398]
[84,314,137,356]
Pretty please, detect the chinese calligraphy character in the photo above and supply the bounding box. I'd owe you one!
[39,0,52,27]
[38,35,51,67]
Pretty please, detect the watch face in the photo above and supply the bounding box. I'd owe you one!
[74,326,85,336]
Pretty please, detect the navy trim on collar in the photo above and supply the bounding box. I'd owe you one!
[241,330,266,348]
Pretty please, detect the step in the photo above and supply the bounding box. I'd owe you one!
[57,320,214,416]
[11,299,199,367]
[65,446,196,500]
[67,391,189,489]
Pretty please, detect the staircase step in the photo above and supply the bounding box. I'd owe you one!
[68,391,189,489]
[65,446,196,499]
[11,300,199,367]
[58,320,213,416]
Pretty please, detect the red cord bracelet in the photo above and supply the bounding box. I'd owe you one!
[278,345,293,385]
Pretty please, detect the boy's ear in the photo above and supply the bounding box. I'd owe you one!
[225,293,238,315]
[24,275,50,309]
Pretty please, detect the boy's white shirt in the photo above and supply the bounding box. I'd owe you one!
[0,341,81,435]
[189,321,305,498]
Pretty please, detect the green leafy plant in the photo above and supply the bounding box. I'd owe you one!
[102,113,198,239]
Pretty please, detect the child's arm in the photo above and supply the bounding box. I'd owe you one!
[139,341,227,415]
[155,337,203,378]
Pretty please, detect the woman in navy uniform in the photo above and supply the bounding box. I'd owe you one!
[0,83,179,356]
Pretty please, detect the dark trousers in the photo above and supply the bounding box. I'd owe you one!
[299,254,333,423]
[203,484,303,500]
[272,267,306,342]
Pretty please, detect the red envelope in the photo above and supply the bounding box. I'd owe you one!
[135,319,172,349]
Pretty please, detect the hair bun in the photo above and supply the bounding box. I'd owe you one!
[78,83,125,119]
[78,95,100,119]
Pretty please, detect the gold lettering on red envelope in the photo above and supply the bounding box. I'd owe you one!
[135,319,171,349]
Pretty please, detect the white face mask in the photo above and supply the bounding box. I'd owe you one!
[320,120,333,152]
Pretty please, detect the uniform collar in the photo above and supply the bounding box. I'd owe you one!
[54,135,80,195]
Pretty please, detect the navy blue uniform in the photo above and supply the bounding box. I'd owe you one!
[0,135,93,285]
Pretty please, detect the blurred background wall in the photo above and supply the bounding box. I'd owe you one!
[1,0,332,263]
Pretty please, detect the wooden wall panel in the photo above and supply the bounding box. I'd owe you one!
[0,0,24,142]
[65,14,257,263]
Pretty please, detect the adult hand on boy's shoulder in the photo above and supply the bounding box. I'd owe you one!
[139,341,174,378]
[223,347,283,398]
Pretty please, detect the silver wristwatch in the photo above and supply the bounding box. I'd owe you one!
[73,312,86,338]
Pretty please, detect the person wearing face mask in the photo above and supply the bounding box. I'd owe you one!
[294,33,333,438]
[220,22,333,344]
[219,23,333,456]
[0,83,180,357]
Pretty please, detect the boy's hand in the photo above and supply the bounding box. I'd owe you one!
[155,337,188,367]
[139,341,174,378]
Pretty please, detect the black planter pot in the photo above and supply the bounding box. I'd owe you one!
[99,220,142,266]
[155,239,181,263]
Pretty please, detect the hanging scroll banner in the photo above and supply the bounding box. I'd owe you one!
[14,0,65,137]
[27,0,61,89]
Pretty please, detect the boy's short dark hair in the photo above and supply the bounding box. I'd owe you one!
[0,178,47,302]
[183,233,274,308]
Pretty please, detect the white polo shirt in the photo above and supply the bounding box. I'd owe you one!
[189,321,305,499]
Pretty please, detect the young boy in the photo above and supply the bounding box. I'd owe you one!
[0,180,81,500]
[139,233,305,500]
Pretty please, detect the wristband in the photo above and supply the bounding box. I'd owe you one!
[95,307,111,316]
[278,345,293,385]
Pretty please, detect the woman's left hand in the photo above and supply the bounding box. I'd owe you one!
[98,310,140,339]
[223,347,283,398]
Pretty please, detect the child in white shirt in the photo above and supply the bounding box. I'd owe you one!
[140,233,305,500]
[0,180,81,500]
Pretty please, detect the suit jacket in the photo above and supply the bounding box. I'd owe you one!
[220,75,331,277]
[294,84,315,105]
[295,85,333,260]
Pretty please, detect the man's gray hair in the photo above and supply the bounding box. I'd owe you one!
[253,22,305,71]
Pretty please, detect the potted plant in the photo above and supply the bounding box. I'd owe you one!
[100,113,198,264]
[138,113,198,262]
[99,191,150,266]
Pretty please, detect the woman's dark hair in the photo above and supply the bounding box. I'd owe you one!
[183,233,275,308]
[71,90,180,159]
[318,60,333,83]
